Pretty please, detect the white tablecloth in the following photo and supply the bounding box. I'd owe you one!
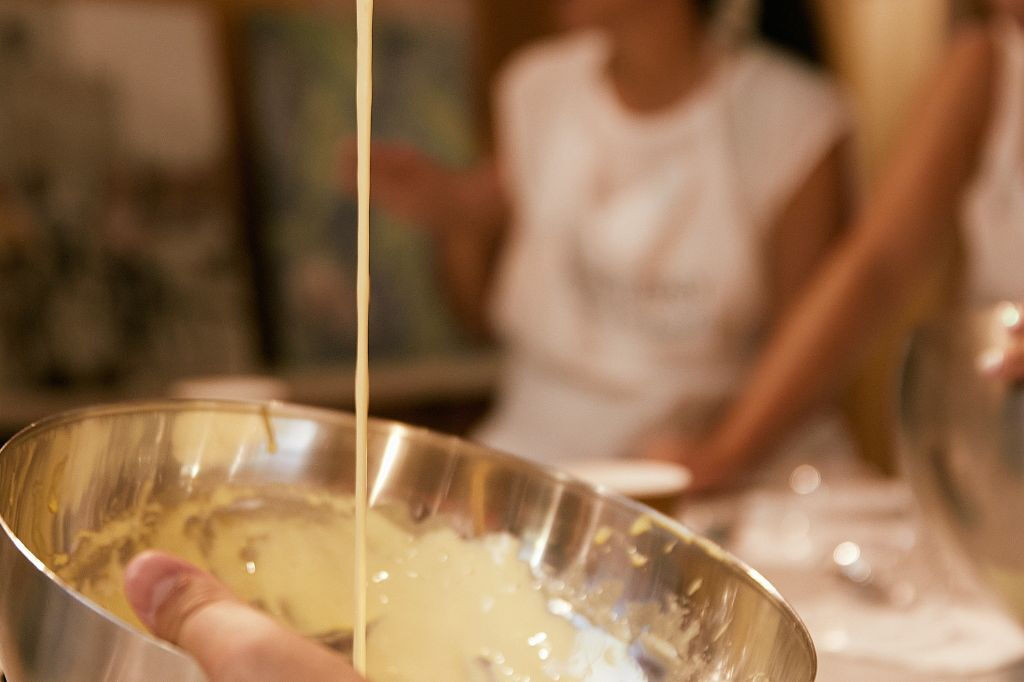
[674,426,1024,681]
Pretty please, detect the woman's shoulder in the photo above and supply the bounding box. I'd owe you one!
[495,31,604,101]
[729,45,846,118]
[724,44,851,168]
[725,46,852,225]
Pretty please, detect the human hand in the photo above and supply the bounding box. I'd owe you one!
[339,139,468,236]
[639,433,744,493]
[124,551,364,682]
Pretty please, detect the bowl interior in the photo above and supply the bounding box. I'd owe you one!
[0,401,815,681]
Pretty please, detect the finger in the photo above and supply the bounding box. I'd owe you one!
[999,346,1024,379]
[124,551,360,682]
[369,141,423,166]
[687,463,738,493]
[339,138,419,186]
[337,138,359,192]
[637,432,697,463]
[339,136,359,162]
[979,346,1024,379]
[640,439,740,493]
[642,438,685,463]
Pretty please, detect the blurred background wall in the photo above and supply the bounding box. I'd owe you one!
[0,0,961,466]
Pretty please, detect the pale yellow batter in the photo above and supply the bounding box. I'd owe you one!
[54,487,652,681]
[354,0,375,673]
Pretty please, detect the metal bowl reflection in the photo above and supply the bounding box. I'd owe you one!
[901,302,1024,622]
[0,401,815,681]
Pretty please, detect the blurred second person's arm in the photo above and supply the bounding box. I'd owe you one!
[652,25,1000,489]
[341,141,507,336]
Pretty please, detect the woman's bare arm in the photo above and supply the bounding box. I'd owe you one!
[342,143,508,336]
[431,161,507,337]
[663,26,999,489]
[764,140,851,322]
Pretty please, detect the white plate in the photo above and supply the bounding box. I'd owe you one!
[170,375,289,401]
[562,459,692,500]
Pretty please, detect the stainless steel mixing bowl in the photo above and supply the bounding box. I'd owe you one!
[0,400,815,681]
[901,302,1024,622]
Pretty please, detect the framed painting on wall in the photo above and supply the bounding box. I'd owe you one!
[235,0,485,372]
[0,0,258,390]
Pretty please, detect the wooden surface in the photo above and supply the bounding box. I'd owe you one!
[0,353,500,437]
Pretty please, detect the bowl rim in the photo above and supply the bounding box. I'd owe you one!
[0,398,817,672]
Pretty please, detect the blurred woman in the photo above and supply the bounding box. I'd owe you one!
[648,0,1024,489]
[358,0,853,464]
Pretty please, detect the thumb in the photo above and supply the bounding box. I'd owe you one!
[124,551,362,682]
[637,433,692,463]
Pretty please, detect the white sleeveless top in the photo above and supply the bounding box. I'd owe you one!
[963,21,1024,302]
[476,32,850,463]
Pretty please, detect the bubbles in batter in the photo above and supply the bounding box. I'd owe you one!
[52,486,687,681]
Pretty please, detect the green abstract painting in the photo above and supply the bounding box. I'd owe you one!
[242,2,480,368]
